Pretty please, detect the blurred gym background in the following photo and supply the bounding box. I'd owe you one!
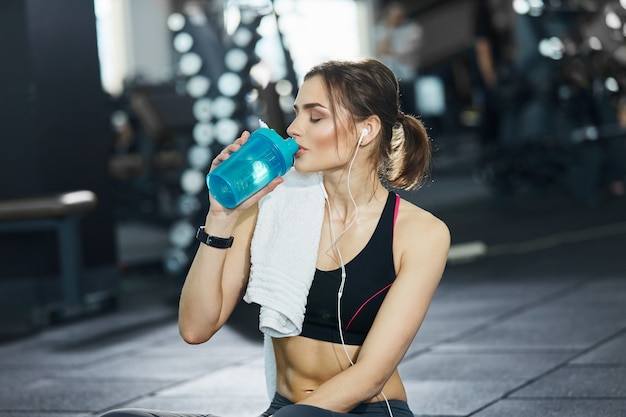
[1,0,625,340]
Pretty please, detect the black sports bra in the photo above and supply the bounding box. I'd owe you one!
[300,192,399,345]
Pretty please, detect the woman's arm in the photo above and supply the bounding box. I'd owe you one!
[178,204,257,344]
[297,201,450,411]
[178,131,284,344]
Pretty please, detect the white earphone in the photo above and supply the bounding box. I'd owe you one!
[357,127,369,147]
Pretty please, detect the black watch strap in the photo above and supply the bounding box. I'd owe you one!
[195,226,234,249]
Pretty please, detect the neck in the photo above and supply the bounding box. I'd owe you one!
[322,168,386,220]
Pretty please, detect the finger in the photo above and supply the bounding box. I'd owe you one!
[210,137,245,169]
[211,151,230,167]
[234,130,251,145]
[215,131,250,161]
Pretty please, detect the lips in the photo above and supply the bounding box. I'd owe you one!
[295,145,307,157]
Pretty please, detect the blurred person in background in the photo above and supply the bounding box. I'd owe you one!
[375,2,423,116]
[474,0,512,148]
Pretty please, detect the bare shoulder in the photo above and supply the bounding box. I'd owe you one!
[396,198,449,241]
[394,197,451,261]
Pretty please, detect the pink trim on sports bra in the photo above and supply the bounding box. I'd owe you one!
[344,282,393,330]
[393,193,400,242]
[344,194,399,331]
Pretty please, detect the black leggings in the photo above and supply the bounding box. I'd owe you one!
[99,410,216,417]
[261,392,414,417]
[99,392,413,417]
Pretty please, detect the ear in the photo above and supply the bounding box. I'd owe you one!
[358,117,381,147]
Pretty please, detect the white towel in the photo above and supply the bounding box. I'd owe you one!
[244,168,326,397]
[245,169,325,336]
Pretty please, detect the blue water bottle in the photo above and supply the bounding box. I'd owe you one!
[206,128,298,208]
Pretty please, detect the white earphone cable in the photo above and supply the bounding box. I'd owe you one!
[325,129,394,417]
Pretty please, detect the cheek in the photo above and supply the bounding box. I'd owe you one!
[306,123,337,156]
[316,131,337,154]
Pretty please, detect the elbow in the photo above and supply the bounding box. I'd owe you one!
[178,322,217,345]
[178,304,222,344]
[179,330,208,345]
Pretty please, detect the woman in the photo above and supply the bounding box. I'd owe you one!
[103,58,450,417]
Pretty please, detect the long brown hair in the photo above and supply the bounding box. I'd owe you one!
[304,58,431,190]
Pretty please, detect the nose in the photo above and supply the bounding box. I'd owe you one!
[286,117,300,139]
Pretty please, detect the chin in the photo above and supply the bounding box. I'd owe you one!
[293,160,311,173]
[294,154,334,173]
[295,158,334,174]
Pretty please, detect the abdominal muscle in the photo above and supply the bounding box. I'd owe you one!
[272,335,407,404]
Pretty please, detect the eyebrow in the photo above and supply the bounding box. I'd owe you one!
[294,102,328,111]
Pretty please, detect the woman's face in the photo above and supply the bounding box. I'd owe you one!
[287,75,353,173]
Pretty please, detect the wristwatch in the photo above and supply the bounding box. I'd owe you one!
[195,226,234,249]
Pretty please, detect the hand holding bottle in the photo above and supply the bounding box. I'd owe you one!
[207,128,298,212]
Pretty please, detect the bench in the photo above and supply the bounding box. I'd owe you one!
[0,190,98,313]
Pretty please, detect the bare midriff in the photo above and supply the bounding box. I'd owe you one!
[272,335,407,404]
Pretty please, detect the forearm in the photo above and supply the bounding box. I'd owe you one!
[178,210,250,344]
[296,362,390,413]
[476,38,497,87]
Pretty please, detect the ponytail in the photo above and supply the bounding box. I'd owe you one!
[382,112,431,190]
